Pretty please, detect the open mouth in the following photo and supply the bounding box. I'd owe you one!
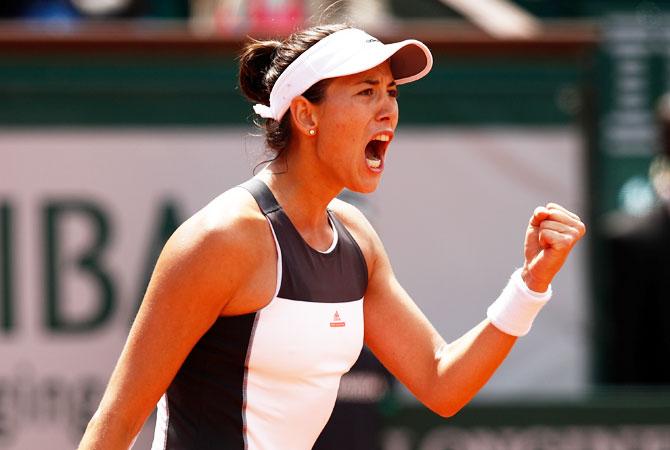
[365,133,391,170]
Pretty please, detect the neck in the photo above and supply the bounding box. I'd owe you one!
[259,141,342,230]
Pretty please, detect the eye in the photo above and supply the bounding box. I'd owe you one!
[358,88,374,96]
[388,89,399,98]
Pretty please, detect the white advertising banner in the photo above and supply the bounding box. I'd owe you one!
[0,127,586,449]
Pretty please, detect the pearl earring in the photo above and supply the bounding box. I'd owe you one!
[309,129,316,136]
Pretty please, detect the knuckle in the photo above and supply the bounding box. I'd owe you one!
[553,241,568,251]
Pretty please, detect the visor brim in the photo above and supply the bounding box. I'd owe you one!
[322,39,433,85]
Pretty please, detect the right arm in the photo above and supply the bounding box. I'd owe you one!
[78,190,272,449]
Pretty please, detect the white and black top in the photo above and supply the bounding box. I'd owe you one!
[149,178,368,450]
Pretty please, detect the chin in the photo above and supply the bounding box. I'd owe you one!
[348,178,381,194]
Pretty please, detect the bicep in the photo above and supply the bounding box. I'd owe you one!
[95,218,244,435]
[363,242,445,402]
[329,201,448,403]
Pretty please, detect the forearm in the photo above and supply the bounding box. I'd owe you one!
[366,202,584,419]
[365,271,537,418]
[428,319,516,417]
[425,269,551,417]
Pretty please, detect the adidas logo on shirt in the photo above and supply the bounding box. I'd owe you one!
[330,311,346,328]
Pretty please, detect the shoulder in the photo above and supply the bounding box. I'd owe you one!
[328,197,384,274]
[157,186,275,302]
[170,186,268,256]
[328,197,376,239]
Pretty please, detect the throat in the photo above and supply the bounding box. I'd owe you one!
[295,216,337,253]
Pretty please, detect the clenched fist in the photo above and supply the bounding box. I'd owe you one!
[521,203,586,293]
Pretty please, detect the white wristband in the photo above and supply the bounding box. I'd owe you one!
[486,269,552,337]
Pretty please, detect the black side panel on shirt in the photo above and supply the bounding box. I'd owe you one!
[165,313,257,449]
[240,178,368,303]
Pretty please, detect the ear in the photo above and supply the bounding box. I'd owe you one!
[289,96,318,137]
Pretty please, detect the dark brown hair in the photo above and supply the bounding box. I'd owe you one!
[238,23,351,155]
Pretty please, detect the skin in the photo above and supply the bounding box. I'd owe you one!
[78,61,586,449]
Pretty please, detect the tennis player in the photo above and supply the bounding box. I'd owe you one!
[78,24,585,450]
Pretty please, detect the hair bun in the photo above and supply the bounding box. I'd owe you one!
[238,39,282,105]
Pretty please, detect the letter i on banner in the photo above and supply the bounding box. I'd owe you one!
[0,202,14,333]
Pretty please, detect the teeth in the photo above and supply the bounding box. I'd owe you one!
[372,134,390,142]
[366,157,381,168]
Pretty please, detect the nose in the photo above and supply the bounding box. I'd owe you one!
[376,94,398,124]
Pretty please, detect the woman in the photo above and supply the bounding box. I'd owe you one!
[78,24,585,450]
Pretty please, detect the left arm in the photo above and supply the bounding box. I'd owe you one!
[364,269,515,417]
[359,202,585,417]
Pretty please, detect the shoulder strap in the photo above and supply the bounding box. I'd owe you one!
[238,178,281,216]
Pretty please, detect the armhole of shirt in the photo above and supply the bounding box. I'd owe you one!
[264,216,283,300]
[233,184,283,304]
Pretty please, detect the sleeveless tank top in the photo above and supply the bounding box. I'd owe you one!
[149,178,368,450]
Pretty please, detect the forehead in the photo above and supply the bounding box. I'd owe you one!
[330,60,394,87]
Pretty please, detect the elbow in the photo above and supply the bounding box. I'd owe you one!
[431,401,465,418]
[423,391,468,418]
[421,378,473,418]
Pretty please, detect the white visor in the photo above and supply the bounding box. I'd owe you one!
[253,28,433,121]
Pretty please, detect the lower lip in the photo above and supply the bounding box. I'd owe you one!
[366,159,384,173]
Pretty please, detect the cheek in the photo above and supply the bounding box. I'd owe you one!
[322,112,364,148]
[317,100,370,163]
[330,120,351,137]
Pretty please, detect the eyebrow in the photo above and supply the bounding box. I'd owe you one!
[360,79,397,87]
